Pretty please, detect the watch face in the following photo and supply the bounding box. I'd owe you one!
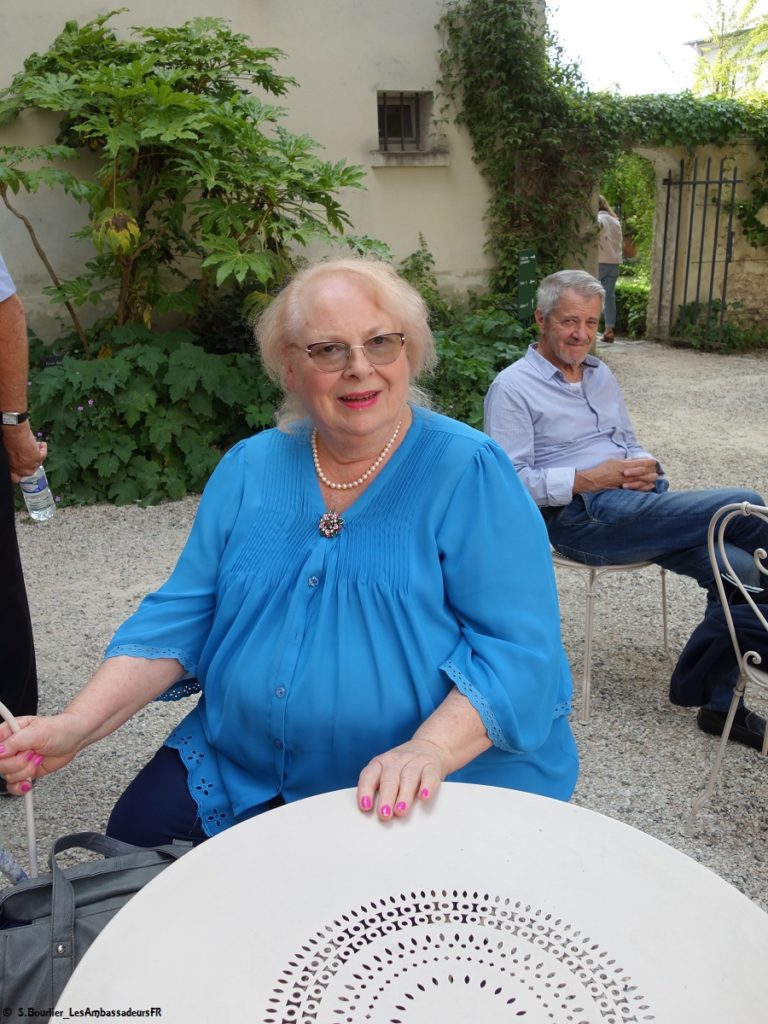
[1,412,29,425]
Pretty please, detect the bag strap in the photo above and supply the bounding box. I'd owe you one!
[48,831,192,1003]
[51,831,145,862]
[49,843,77,1004]
[0,699,38,877]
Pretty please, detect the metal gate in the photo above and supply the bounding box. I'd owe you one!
[656,157,742,340]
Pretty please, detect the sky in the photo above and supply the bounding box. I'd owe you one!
[547,0,768,95]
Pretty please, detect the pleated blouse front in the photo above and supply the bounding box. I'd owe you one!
[106,406,576,835]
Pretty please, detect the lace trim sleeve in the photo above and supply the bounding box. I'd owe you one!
[105,644,200,701]
[441,659,571,754]
[441,659,513,752]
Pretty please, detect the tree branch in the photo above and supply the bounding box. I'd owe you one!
[0,187,91,356]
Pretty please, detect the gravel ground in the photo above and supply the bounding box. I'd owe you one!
[2,338,767,911]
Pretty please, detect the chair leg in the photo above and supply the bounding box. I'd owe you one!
[579,568,598,725]
[660,567,673,665]
[688,681,743,829]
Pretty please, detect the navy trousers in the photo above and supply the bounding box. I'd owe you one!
[0,443,37,718]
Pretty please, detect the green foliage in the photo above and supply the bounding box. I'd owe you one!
[600,154,656,276]
[0,13,366,342]
[437,0,768,292]
[428,309,531,428]
[614,277,650,338]
[672,299,768,351]
[735,142,768,247]
[693,1,768,99]
[438,0,626,287]
[398,234,456,328]
[29,328,281,505]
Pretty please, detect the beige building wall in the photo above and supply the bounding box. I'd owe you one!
[0,0,494,332]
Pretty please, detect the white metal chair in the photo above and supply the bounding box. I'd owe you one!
[552,551,672,724]
[689,502,768,824]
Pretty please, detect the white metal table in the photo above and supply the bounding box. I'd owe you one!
[59,783,768,1022]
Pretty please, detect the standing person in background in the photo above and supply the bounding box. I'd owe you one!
[597,195,622,343]
[0,252,44,753]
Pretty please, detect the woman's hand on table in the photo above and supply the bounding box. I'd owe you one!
[356,737,448,821]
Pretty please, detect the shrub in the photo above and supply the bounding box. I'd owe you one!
[0,13,366,347]
[398,234,456,329]
[428,309,531,428]
[672,300,768,352]
[29,327,280,506]
[615,277,650,338]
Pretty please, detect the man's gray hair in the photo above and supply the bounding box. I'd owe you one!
[537,270,605,318]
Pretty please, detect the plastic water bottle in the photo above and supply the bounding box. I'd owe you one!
[19,465,56,521]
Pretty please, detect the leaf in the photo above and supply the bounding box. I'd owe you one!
[74,434,106,470]
[94,451,120,478]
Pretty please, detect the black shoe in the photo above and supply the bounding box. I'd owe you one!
[697,706,767,751]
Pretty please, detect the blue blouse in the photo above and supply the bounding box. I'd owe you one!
[106,406,577,835]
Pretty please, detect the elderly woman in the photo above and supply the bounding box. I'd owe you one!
[0,259,577,844]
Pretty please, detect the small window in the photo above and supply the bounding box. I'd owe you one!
[378,91,426,152]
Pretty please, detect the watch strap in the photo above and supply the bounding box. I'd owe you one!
[1,411,30,425]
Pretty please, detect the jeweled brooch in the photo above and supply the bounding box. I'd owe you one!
[318,510,344,538]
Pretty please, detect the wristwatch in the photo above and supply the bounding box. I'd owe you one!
[0,411,30,425]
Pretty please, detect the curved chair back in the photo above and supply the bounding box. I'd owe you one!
[706,502,768,683]
[690,501,768,824]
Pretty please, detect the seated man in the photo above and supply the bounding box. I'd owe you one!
[484,268,768,747]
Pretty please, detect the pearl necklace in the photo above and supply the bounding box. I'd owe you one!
[312,420,402,491]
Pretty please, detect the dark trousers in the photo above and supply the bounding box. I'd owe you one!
[0,443,37,717]
[107,745,208,847]
[107,744,285,848]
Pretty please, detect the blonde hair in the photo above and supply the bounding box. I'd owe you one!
[256,257,438,429]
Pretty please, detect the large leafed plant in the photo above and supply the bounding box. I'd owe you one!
[0,11,366,350]
[0,12,369,505]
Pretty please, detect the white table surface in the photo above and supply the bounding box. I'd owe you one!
[58,783,768,1022]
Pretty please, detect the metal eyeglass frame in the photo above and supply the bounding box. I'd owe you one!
[302,333,405,372]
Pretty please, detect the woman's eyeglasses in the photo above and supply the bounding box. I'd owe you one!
[302,333,405,373]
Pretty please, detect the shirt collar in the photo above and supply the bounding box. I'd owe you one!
[525,343,600,380]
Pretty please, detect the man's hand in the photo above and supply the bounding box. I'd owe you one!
[2,426,45,481]
[574,457,658,494]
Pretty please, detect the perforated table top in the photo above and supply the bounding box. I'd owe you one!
[59,784,768,1022]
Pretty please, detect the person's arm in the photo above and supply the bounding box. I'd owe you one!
[484,374,575,506]
[0,439,250,793]
[357,441,569,819]
[0,292,44,480]
[356,688,491,818]
[0,656,184,793]
[570,369,661,492]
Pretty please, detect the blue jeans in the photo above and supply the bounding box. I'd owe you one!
[547,483,768,711]
[598,263,620,328]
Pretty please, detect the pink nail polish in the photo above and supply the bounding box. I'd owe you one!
[395,801,407,813]
[25,751,34,762]
[33,754,44,766]
[380,804,392,817]
[360,795,372,810]
[0,745,6,754]
[420,787,430,799]
[20,782,31,793]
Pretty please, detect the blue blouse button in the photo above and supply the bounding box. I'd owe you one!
[273,738,283,750]
[308,575,319,587]
[275,686,286,698]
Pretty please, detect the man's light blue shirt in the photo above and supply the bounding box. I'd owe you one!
[0,253,16,302]
[484,344,656,507]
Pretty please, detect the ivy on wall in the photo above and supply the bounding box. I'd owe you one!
[437,0,768,289]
